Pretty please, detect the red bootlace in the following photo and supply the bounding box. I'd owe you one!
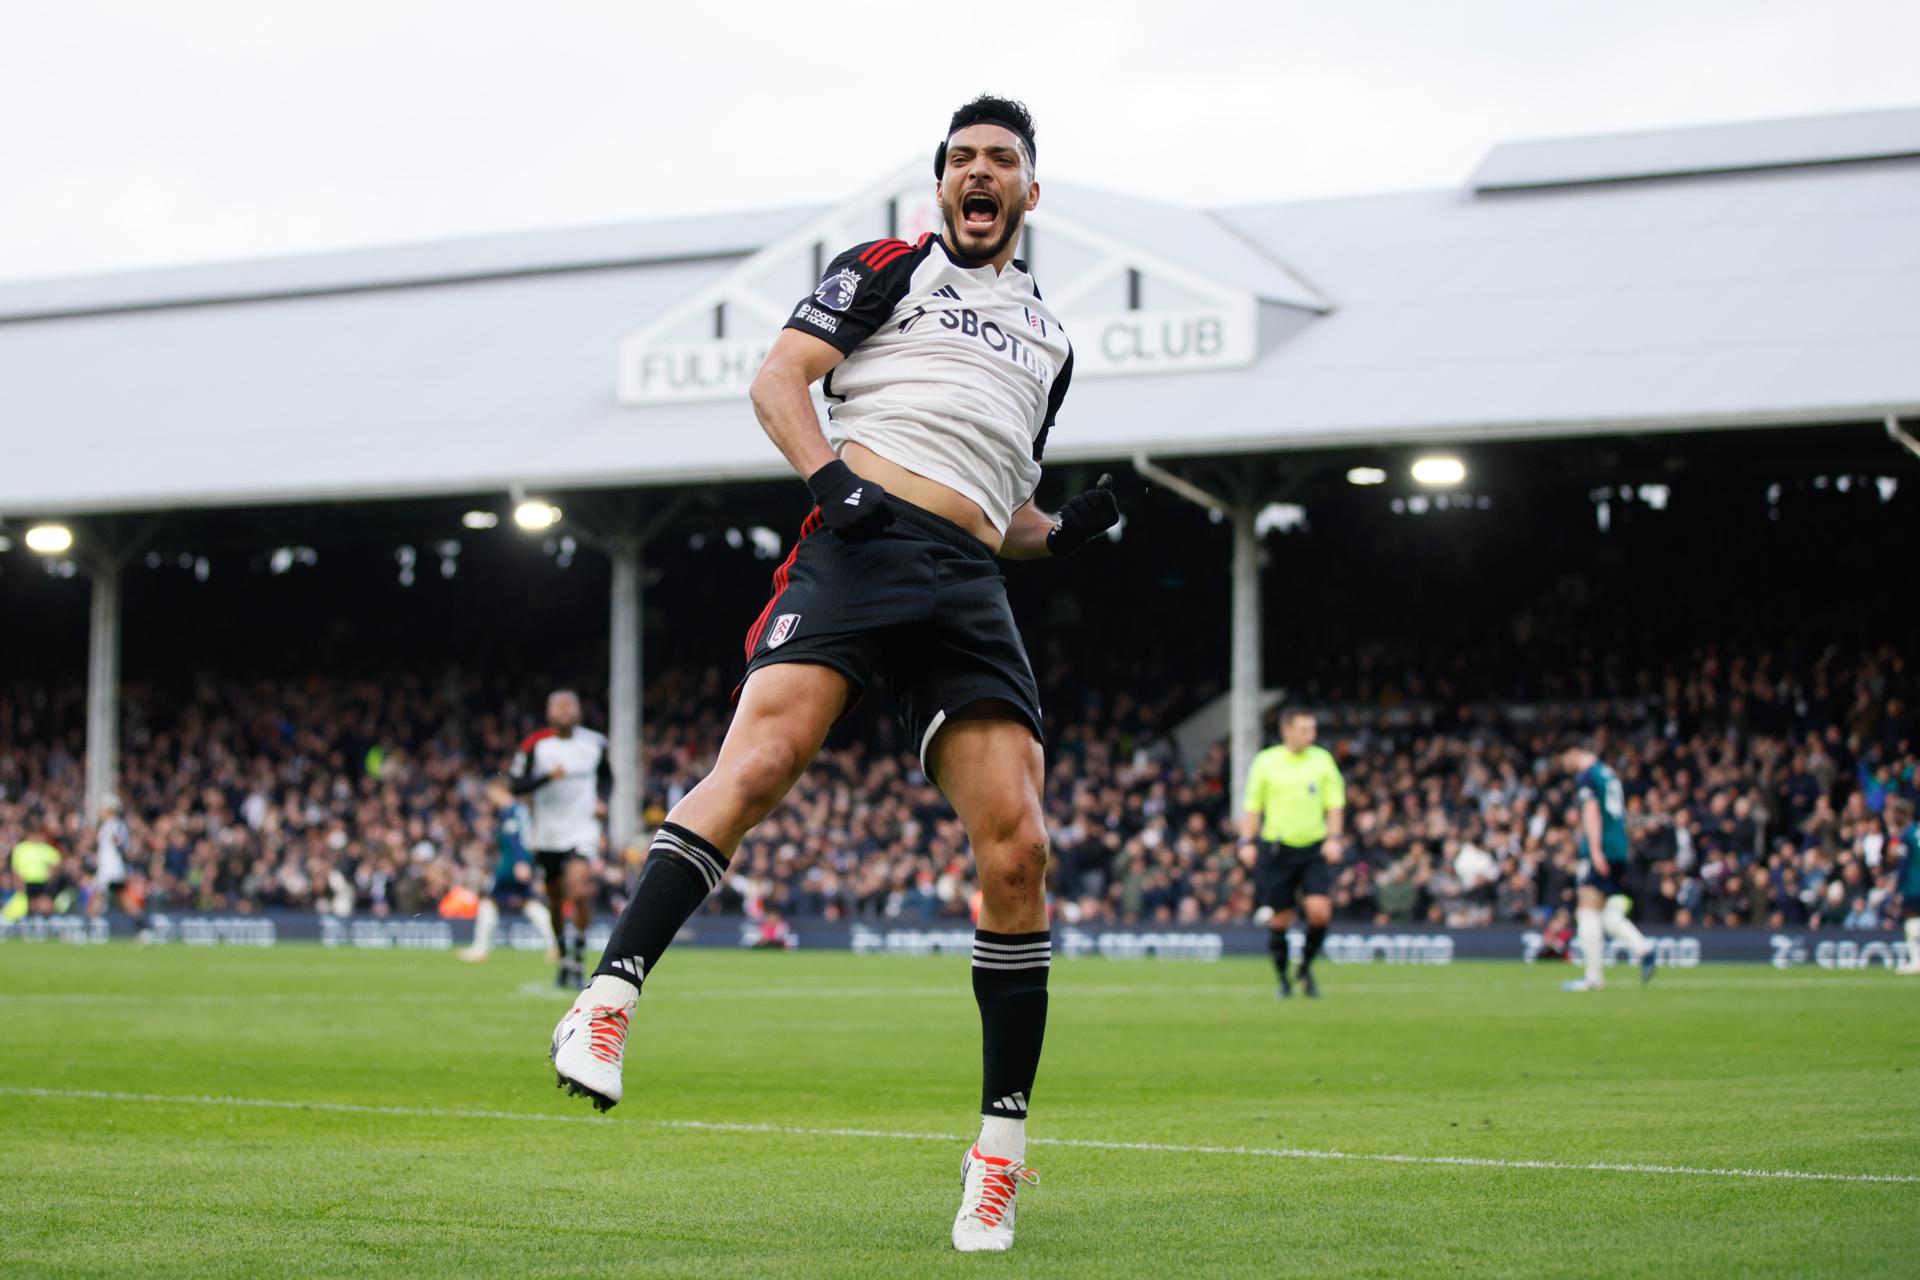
[586,1006,629,1065]
[967,1147,1039,1228]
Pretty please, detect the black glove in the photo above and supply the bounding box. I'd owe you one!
[806,459,893,540]
[1047,474,1120,557]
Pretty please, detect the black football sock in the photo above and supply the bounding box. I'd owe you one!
[1268,927,1290,979]
[974,929,1050,1120]
[591,822,729,994]
[1301,923,1328,974]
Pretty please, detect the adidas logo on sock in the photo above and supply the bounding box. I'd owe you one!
[608,957,645,984]
[990,1091,1028,1114]
[844,488,864,506]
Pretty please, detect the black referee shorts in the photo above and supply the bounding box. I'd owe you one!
[1258,841,1331,912]
[736,495,1042,777]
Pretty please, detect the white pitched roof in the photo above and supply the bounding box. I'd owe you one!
[2,108,1916,518]
[1470,105,1920,190]
[0,205,816,321]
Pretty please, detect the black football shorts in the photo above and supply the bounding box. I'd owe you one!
[533,850,584,882]
[737,495,1042,778]
[1259,841,1332,911]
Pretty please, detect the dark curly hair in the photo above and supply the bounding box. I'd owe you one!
[935,94,1036,176]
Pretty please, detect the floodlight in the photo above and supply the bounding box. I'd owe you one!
[1346,467,1387,486]
[463,511,500,530]
[513,501,560,530]
[25,524,73,554]
[1411,456,1466,487]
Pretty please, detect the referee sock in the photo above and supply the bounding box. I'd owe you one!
[974,929,1050,1160]
[1300,923,1328,974]
[1267,928,1290,980]
[589,822,729,997]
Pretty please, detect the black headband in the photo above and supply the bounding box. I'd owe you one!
[933,118,1036,178]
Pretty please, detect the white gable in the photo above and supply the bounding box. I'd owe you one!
[615,162,1328,404]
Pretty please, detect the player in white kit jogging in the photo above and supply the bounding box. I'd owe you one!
[509,690,610,987]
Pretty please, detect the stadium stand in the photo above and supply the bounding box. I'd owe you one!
[5,641,1914,932]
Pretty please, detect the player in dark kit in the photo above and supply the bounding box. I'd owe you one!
[1558,735,1656,992]
[548,96,1119,1253]
[1889,797,1920,974]
[461,775,554,962]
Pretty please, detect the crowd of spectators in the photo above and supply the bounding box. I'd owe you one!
[3,643,1916,933]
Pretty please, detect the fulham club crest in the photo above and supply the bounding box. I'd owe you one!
[767,614,801,648]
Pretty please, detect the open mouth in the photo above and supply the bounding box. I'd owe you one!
[961,191,1000,233]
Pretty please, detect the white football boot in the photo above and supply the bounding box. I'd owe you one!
[951,1143,1039,1252]
[550,980,636,1112]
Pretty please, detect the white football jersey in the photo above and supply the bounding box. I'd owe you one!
[785,234,1074,535]
[95,816,131,883]
[510,728,608,855]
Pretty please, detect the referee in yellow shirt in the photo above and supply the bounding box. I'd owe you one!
[1237,709,1346,997]
[9,819,65,918]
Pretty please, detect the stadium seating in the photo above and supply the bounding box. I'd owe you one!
[3,644,1914,932]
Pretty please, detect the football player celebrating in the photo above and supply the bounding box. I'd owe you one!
[549,95,1118,1253]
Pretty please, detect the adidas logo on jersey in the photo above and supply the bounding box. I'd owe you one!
[933,284,962,300]
[844,488,864,505]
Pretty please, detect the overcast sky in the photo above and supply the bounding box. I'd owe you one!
[2,0,1916,283]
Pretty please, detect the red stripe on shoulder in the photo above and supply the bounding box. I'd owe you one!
[519,728,555,752]
[858,239,907,266]
[871,245,914,270]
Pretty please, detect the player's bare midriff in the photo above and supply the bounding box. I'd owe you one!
[841,441,1003,552]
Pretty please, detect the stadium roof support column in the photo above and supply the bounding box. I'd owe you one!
[75,518,156,824]
[572,496,685,860]
[1131,455,1263,813]
[1229,504,1260,813]
[84,560,120,824]
[608,536,642,857]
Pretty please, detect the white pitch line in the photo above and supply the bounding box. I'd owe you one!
[511,981,1282,1001]
[0,976,1884,1008]
[0,983,1262,1005]
[2,1086,1912,1187]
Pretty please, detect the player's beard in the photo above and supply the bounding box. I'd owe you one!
[942,203,1025,265]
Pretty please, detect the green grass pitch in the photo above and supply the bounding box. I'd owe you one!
[2,946,1916,1278]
